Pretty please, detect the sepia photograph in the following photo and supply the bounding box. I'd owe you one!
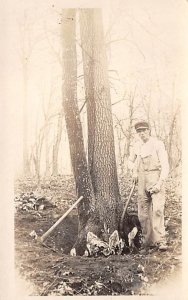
[1,0,188,298]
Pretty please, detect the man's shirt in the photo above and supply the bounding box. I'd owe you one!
[128,136,169,181]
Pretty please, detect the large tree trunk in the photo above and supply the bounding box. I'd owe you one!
[61,9,95,240]
[79,8,122,234]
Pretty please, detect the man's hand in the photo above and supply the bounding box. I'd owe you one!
[147,181,163,194]
[132,174,138,184]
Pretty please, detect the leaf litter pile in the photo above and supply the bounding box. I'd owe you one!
[14,175,182,296]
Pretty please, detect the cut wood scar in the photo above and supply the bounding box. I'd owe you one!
[39,196,83,243]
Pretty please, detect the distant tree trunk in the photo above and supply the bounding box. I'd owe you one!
[52,111,63,176]
[61,9,95,238]
[31,130,44,182]
[22,56,31,176]
[32,153,40,182]
[19,13,34,177]
[80,8,122,234]
[44,126,51,176]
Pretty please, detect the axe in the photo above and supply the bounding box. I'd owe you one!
[38,196,83,243]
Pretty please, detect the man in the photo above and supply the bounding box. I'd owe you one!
[128,121,169,251]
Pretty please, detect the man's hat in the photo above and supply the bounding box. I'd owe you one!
[134,121,149,132]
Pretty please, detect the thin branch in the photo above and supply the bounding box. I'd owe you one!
[79,99,87,113]
[112,99,126,106]
[106,35,146,60]
[43,22,62,65]
[113,114,127,138]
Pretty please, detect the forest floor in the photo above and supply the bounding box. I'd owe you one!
[14,175,182,296]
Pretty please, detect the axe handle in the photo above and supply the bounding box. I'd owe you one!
[120,183,135,234]
[40,196,83,243]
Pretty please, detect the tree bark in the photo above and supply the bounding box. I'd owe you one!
[61,9,95,239]
[79,8,122,234]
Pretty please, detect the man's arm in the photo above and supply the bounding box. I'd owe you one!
[148,140,169,194]
[128,151,136,170]
[157,140,169,185]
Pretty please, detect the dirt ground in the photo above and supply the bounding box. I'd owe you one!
[14,175,182,296]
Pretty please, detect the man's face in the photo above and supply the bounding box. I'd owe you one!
[137,128,150,142]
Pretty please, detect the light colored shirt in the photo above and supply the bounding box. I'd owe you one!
[128,136,169,181]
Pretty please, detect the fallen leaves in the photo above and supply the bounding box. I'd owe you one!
[15,192,55,212]
[14,175,182,296]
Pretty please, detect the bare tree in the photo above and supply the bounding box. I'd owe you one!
[19,12,32,176]
[61,9,95,251]
[165,105,181,173]
[52,109,63,176]
[19,11,43,176]
[113,88,140,173]
[41,85,53,177]
[79,8,122,233]
[31,130,44,182]
[140,88,181,174]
